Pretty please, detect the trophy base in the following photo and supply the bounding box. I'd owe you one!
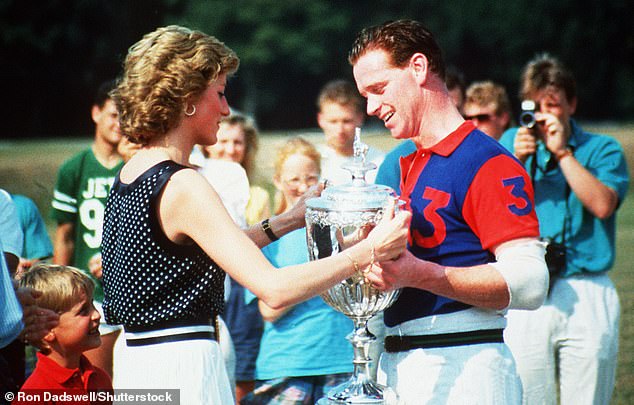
[316,377,398,404]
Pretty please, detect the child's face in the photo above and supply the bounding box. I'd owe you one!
[52,295,101,353]
[275,153,320,208]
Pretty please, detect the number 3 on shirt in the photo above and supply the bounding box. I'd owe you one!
[411,187,450,248]
[503,176,533,216]
[411,176,532,248]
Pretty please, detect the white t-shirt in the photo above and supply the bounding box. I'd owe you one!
[198,160,250,229]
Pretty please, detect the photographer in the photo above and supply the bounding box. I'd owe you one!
[499,54,629,405]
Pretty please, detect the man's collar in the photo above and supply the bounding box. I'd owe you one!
[419,121,476,157]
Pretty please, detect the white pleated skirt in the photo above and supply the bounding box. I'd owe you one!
[113,326,233,405]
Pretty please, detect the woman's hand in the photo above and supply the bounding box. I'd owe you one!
[285,181,325,229]
[366,198,411,263]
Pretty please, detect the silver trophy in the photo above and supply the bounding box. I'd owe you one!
[306,128,400,404]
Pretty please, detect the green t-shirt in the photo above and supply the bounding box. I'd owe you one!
[51,148,123,301]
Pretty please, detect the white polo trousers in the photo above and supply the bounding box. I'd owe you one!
[504,272,619,405]
[377,342,522,404]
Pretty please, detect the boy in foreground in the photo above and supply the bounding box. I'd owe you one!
[16,264,112,404]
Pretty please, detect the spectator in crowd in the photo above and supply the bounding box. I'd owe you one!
[102,25,409,405]
[462,80,512,140]
[50,79,123,379]
[314,79,387,379]
[18,264,112,401]
[0,243,22,349]
[0,188,26,391]
[11,194,53,277]
[349,19,548,404]
[500,53,629,405]
[0,238,24,401]
[242,137,353,404]
[374,66,466,193]
[202,114,271,226]
[316,79,384,186]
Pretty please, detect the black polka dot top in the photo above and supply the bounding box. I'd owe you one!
[101,160,225,329]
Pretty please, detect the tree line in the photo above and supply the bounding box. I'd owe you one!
[2,0,632,138]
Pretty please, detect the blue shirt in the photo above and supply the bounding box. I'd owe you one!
[12,194,53,260]
[0,239,23,348]
[375,140,417,193]
[247,228,353,379]
[499,120,629,276]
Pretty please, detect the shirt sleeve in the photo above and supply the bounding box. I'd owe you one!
[0,243,23,348]
[0,189,24,257]
[591,137,630,203]
[462,154,540,250]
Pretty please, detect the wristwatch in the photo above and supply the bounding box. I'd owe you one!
[260,218,279,241]
[554,147,573,162]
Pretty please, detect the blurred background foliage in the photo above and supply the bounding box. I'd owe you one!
[1,0,632,137]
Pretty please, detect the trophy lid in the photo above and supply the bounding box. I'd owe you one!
[307,128,397,211]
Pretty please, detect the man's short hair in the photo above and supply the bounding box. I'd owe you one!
[316,79,364,114]
[349,19,445,81]
[465,81,512,115]
[94,79,117,109]
[520,53,576,102]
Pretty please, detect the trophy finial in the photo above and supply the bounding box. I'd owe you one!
[353,127,369,163]
[344,127,376,186]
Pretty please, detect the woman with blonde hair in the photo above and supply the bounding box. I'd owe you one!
[101,25,410,404]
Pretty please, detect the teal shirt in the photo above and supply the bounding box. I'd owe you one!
[12,194,53,260]
[247,228,353,379]
[499,120,629,276]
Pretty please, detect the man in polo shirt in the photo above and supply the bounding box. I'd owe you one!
[349,19,549,404]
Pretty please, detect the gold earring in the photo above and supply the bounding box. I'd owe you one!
[185,104,196,116]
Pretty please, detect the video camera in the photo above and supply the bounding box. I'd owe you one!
[519,100,537,129]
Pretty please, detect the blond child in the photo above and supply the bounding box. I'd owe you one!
[18,264,112,401]
[242,138,354,404]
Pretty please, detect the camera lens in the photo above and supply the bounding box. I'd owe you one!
[519,100,537,129]
[520,111,536,128]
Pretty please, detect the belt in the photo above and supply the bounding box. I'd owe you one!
[126,330,215,347]
[124,318,217,347]
[124,317,215,333]
[384,328,504,353]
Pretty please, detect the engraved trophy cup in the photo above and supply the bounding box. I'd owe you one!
[306,129,400,404]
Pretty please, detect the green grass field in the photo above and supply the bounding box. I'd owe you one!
[1,122,633,403]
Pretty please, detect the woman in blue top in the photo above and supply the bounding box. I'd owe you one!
[242,138,353,404]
